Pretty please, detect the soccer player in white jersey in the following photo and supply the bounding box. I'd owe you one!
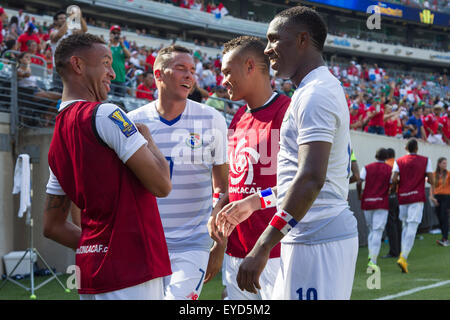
[127,45,228,300]
[216,6,359,300]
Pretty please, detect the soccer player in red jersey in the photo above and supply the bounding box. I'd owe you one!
[206,36,290,299]
[391,138,435,273]
[43,33,172,299]
[357,148,392,271]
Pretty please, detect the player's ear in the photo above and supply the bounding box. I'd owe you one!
[69,56,84,75]
[245,57,255,75]
[154,69,161,80]
[296,31,308,50]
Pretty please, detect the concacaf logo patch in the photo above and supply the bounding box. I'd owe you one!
[185,133,202,149]
[108,109,137,138]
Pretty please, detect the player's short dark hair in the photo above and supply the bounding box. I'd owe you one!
[275,6,327,52]
[406,138,418,153]
[153,45,192,71]
[386,148,395,159]
[53,10,66,21]
[54,33,106,78]
[222,36,270,75]
[375,148,388,161]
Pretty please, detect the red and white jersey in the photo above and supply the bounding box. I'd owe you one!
[360,161,392,210]
[440,114,450,139]
[393,154,432,205]
[423,113,439,136]
[227,93,290,258]
[48,101,171,294]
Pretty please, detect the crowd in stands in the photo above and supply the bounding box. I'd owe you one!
[0,6,448,145]
[153,0,229,17]
[389,0,450,13]
[330,61,450,145]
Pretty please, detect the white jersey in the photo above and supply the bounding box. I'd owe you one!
[127,99,228,252]
[277,66,358,244]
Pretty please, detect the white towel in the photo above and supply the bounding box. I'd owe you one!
[12,154,31,218]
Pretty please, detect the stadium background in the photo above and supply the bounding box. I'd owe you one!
[0,0,448,300]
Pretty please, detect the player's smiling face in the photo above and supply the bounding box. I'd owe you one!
[265,17,300,80]
[83,43,115,101]
[159,52,195,100]
[221,50,248,101]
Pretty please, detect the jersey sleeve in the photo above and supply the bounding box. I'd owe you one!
[46,168,66,195]
[392,161,399,173]
[294,93,338,145]
[95,103,147,163]
[359,167,367,181]
[426,158,433,173]
[211,109,228,165]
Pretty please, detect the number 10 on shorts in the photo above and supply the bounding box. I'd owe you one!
[296,287,318,300]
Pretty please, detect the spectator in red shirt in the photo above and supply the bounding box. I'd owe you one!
[366,97,385,135]
[384,104,402,137]
[0,7,8,45]
[145,49,156,72]
[440,106,450,144]
[215,68,223,87]
[350,104,363,131]
[17,23,41,52]
[136,71,156,101]
[423,104,442,137]
[27,40,45,66]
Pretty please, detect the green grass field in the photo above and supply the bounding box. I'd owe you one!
[0,233,449,300]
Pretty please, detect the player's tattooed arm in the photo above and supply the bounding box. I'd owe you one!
[43,194,81,250]
[45,194,71,211]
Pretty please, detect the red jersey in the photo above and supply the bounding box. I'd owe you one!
[145,54,155,71]
[30,53,45,66]
[384,118,400,137]
[136,83,155,101]
[48,101,171,294]
[350,112,361,130]
[368,104,385,127]
[423,113,439,136]
[440,115,450,140]
[17,33,41,52]
[227,93,290,259]
[361,162,392,210]
[396,154,428,205]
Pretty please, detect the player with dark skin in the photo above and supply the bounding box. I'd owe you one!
[216,11,331,294]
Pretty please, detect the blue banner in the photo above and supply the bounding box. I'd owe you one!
[308,0,449,27]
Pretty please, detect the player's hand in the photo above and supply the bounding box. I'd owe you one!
[216,194,260,237]
[204,241,227,284]
[236,247,270,294]
[207,215,226,245]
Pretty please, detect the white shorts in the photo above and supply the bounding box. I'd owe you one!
[272,237,359,300]
[79,277,164,300]
[399,202,424,224]
[364,209,388,231]
[223,254,280,300]
[163,250,209,300]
